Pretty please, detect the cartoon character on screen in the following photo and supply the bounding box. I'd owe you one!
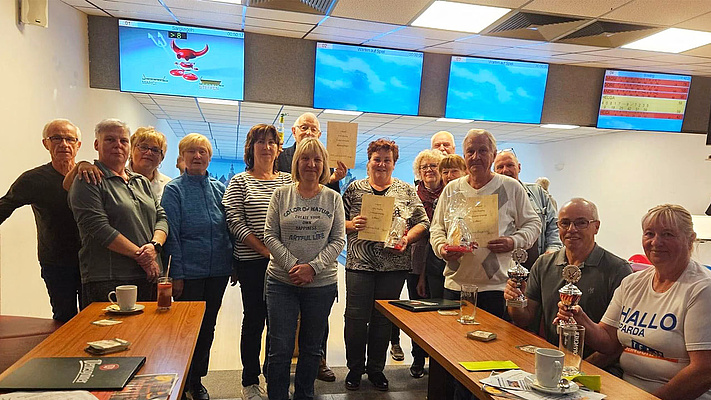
[170,40,209,81]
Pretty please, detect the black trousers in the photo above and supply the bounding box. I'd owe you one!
[390,273,429,361]
[236,258,269,386]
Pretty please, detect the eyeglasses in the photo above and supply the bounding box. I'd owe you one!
[557,219,597,230]
[136,144,163,156]
[298,125,321,134]
[46,136,79,144]
[419,163,438,171]
[498,148,516,157]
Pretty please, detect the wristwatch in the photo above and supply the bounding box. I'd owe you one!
[150,241,163,254]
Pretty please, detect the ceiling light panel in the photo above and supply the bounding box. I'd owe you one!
[622,28,711,53]
[412,1,511,34]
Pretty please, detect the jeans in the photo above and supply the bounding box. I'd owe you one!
[345,269,407,376]
[40,262,81,322]
[81,278,155,309]
[443,288,505,319]
[176,276,229,387]
[390,273,429,361]
[237,258,269,386]
[266,277,336,400]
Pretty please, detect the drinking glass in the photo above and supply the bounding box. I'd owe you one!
[458,284,478,324]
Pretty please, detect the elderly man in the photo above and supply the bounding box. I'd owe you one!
[275,112,347,382]
[430,129,541,318]
[0,119,83,322]
[430,131,455,155]
[504,198,632,352]
[494,151,562,268]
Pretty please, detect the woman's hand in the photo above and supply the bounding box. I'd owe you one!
[486,236,514,253]
[441,245,464,262]
[386,235,409,254]
[288,263,315,285]
[140,259,161,282]
[172,279,184,299]
[135,243,157,266]
[416,273,428,298]
[77,162,104,185]
[352,215,367,231]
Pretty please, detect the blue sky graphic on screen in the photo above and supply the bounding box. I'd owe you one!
[597,70,690,133]
[314,43,424,115]
[445,57,549,123]
[119,20,244,100]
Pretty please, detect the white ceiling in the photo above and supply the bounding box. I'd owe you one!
[60,0,711,163]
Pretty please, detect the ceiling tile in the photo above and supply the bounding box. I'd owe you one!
[522,0,631,18]
[395,26,476,41]
[675,11,711,32]
[244,26,306,38]
[318,16,401,34]
[308,26,378,41]
[682,43,711,58]
[602,0,711,26]
[245,7,324,24]
[244,17,314,32]
[165,0,243,16]
[458,35,537,47]
[331,0,432,25]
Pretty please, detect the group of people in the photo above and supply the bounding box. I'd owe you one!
[2,113,711,400]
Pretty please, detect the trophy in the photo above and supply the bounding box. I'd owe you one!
[558,264,583,328]
[506,248,530,307]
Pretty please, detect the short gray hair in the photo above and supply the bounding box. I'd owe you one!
[463,129,497,153]
[413,149,445,180]
[562,197,599,220]
[292,112,320,129]
[42,118,81,140]
[95,118,130,139]
[430,131,454,148]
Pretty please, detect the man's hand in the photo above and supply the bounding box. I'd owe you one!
[172,279,184,299]
[329,161,348,184]
[141,260,161,282]
[441,245,465,262]
[416,274,428,298]
[77,162,104,185]
[487,236,514,253]
[135,243,157,266]
[288,263,315,285]
[504,278,525,301]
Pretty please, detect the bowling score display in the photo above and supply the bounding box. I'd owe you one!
[597,69,691,133]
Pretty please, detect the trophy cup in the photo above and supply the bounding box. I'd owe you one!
[558,264,583,329]
[506,248,529,308]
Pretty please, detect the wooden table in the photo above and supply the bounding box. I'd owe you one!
[0,302,205,400]
[375,300,657,400]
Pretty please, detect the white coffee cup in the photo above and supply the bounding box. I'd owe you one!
[535,348,564,388]
[108,285,138,311]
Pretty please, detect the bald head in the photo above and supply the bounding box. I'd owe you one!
[494,151,520,181]
[292,112,321,144]
[431,131,455,155]
[560,198,599,221]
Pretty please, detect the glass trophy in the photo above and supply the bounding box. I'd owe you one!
[506,248,529,308]
[558,264,583,329]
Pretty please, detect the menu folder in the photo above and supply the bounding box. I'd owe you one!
[0,356,146,390]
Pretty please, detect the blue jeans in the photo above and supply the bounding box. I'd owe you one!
[266,277,336,400]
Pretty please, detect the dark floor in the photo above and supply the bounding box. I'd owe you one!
[202,366,428,400]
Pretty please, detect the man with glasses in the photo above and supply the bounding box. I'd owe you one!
[494,150,561,269]
[0,119,83,322]
[504,198,632,351]
[276,112,347,382]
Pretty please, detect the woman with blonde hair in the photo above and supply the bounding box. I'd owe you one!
[558,204,711,400]
[161,133,232,400]
[263,137,345,400]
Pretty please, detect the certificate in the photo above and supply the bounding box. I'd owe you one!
[358,194,395,242]
[326,121,358,168]
[465,194,499,246]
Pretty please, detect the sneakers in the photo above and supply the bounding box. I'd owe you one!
[317,357,336,382]
[241,384,267,400]
[390,343,405,361]
[410,358,426,378]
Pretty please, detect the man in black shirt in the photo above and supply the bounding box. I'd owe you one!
[0,119,83,322]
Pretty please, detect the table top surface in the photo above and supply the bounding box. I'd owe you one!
[375,300,658,400]
[0,302,205,400]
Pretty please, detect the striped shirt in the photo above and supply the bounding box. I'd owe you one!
[343,178,429,272]
[223,171,292,261]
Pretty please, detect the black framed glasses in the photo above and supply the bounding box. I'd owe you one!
[136,144,163,156]
[557,219,597,230]
[46,136,79,144]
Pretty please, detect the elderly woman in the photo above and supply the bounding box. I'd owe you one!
[439,154,466,186]
[430,129,540,318]
[68,119,167,307]
[557,204,711,400]
[161,133,232,400]
[64,127,171,202]
[223,124,292,400]
[343,138,430,391]
[263,138,345,400]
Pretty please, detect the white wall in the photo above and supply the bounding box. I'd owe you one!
[0,0,176,317]
[507,132,711,262]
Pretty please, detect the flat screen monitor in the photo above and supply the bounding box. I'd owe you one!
[597,70,691,132]
[445,56,549,124]
[313,42,424,115]
[119,19,245,100]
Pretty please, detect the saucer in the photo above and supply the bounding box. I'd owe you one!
[531,380,579,395]
[104,304,145,314]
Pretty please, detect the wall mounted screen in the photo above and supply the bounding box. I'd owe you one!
[597,70,691,132]
[119,19,245,100]
[445,56,549,124]
[314,42,424,115]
